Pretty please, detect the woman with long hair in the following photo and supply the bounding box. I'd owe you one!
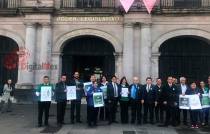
[0,79,13,113]
[118,77,130,124]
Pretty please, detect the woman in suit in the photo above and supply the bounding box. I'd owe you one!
[185,81,201,129]
[99,76,109,121]
[198,80,209,126]
[118,77,130,124]
[0,79,13,113]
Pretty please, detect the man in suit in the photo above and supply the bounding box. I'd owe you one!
[107,75,119,125]
[143,77,158,125]
[176,77,188,126]
[154,78,164,124]
[55,75,68,127]
[129,77,144,125]
[162,76,179,127]
[68,72,84,124]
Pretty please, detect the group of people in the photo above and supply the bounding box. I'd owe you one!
[33,73,210,128]
[1,72,210,129]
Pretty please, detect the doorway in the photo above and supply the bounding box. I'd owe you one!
[62,36,115,82]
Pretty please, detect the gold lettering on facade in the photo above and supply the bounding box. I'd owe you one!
[56,17,120,21]
[58,29,117,44]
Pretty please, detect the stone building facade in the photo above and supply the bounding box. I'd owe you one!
[1,0,210,101]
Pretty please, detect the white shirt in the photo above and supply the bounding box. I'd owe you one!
[112,82,118,97]
[168,83,172,87]
[146,84,151,89]
[181,84,187,93]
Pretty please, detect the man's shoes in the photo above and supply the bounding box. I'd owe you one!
[45,123,49,127]
[131,121,134,124]
[57,123,62,127]
[37,124,42,127]
[156,120,159,123]
[61,122,66,125]
[160,120,164,124]
[88,123,91,127]
[143,121,147,124]
[6,110,12,112]
[138,122,141,125]
[150,122,154,125]
[164,123,168,127]
[71,122,74,124]
[113,120,119,123]
[172,124,176,127]
[94,122,97,126]
[108,122,112,125]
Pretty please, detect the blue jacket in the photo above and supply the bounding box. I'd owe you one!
[87,87,104,106]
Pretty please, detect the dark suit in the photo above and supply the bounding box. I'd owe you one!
[107,82,119,123]
[176,83,188,125]
[143,84,158,123]
[155,85,164,122]
[162,84,179,126]
[55,81,67,124]
[68,79,84,122]
[129,84,144,123]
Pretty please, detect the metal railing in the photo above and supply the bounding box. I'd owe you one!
[61,0,115,8]
[161,0,210,7]
[0,0,20,8]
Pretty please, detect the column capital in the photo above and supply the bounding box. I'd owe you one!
[52,52,63,57]
[41,22,53,28]
[23,22,38,28]
[140,23,153,28]
[123,22,135,28]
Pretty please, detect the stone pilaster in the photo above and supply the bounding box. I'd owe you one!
[20,22,37,88]
[37,23,53,84]
[114,52,123,82]
[139,23,152,83]
[122,22,135,84]
[151,53,161,84]
[50,52,63,85]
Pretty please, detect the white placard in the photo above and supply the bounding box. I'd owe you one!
[190,95,202,110]
[41,86,52,102]
[67,86,76,100]
[121,88,128,97]
[179,95,190,109]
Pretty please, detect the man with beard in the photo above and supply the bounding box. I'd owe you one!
[68,72,84,124]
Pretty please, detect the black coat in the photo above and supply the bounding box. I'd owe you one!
[55,81,67,102]
[143,84,158,104]
[107,82,119,101]
[155,85,163,103]
[162,84,179,112]
[68,79,84,100]
[128,83,144,101]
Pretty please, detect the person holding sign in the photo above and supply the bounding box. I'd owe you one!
[129,77,144,125]
[36,76,55,127]
[162,76,179,127]
[87,81,104,127]
[68,72,84,124]
[118,77,130,124]
[176,77,189,126]
[55,75,68,127]
[99,76,109,121]
[185,81,202,129]
[198,81,209,126]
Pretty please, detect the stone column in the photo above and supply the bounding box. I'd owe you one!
[21,22,37,87]
[122,22,134,84]
[38,23,53,83]
[114,52,123,83]
[51,52,63,85]
[151,53,161,84]
[139,23,152,84]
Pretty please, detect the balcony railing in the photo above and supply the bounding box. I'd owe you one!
[60,0,115,8]
[0,0,20,8]
[161,0,210,7]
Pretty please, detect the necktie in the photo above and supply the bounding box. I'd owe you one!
[132,85,136,99]
[147,84,149,92]
[114,83,116,97]
[63,82,66,89]
[75,80,78,87]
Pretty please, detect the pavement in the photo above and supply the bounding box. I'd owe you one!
[0,101,210,134]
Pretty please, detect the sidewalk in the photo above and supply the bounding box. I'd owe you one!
[0,103,209,134]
